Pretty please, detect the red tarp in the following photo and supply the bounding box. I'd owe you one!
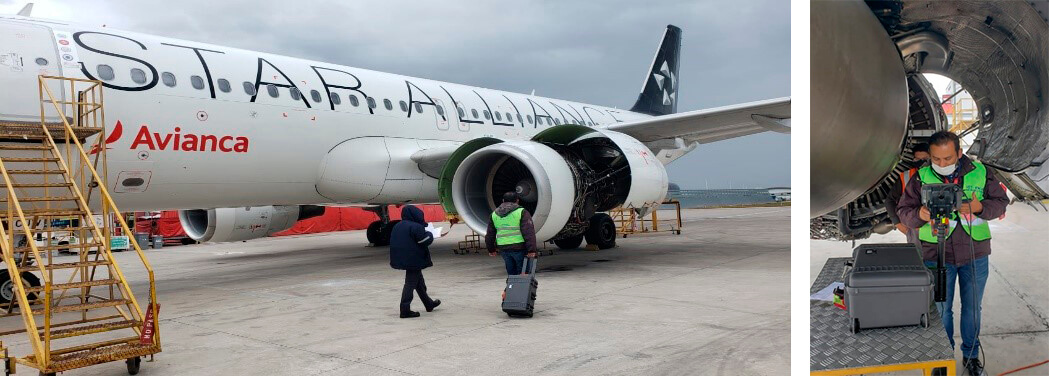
[135,205,447,239]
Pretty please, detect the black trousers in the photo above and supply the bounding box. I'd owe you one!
[400,269,434,313]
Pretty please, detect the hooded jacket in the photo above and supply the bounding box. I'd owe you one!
[389,205,434,270]
[484,202,537,253]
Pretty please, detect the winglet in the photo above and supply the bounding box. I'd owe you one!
[17,3,34,17]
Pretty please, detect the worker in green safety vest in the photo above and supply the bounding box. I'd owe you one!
[485,192,538,275]
[897,131,1010,376]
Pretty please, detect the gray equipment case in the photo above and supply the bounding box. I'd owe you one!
[844,243,933,333]
[502,258,538,318]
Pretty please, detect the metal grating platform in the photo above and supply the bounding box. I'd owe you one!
[810,257,954,372]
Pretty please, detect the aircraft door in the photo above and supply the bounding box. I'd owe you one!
[0,22,65,122]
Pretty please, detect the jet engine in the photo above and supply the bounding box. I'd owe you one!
[178,205,325,243]
[441,125,668,242]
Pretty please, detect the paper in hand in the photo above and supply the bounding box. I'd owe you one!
[425,223,443,239]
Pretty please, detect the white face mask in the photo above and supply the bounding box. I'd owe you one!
[932,162,957,176]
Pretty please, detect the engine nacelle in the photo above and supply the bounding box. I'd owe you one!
[178,205,325,243]
[446,125,668,242]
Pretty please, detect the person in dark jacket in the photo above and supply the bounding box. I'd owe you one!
[389,205,441,318]
[897,131,1008,376]
[485,192,538,275]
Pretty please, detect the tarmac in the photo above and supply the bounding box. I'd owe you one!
[810,201,1049,376]
[1,206,789,376]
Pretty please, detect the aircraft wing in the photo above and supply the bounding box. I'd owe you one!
[605,97,790,144]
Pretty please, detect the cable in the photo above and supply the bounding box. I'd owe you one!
[997,360,1049,376]
[962,199,984,372]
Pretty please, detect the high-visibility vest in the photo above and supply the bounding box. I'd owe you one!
[917,162,991,243]
[899,167,917,191]
[492,208,525,245]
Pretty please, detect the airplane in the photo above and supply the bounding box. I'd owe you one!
[0,4,790,250]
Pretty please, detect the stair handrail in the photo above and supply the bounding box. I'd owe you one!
[36,75,159,347]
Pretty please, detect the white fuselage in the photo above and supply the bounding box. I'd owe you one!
[0,16,652,211]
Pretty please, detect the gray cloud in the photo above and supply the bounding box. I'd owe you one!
[21,0,790,189]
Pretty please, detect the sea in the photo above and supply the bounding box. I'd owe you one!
[666,189,782,208]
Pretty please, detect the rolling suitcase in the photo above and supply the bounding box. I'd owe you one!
[844,243,934,333]
[502,257,538,317]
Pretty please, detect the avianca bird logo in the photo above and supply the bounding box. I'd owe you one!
[89,120,124,155]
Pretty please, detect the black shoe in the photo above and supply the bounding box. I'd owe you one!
[931,367,947,376]
[963,357,984,376]
[426,299,441,312]
[400,311,420,318]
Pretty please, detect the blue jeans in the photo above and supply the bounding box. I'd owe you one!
[501,250,526,275]
[925,256,989,358]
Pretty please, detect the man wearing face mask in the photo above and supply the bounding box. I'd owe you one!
[885,142,930,247]
[897,131,1009,376]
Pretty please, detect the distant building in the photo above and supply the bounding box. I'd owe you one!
[767,187,791,201]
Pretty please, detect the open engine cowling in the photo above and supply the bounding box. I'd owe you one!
[445,125,668,242]
[178,205,325,243]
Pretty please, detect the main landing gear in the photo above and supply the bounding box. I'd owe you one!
[364,205,400,246]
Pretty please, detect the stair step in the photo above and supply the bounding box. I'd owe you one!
[0,208,84,217]
[13,242,104,253]
[0,196,78,202]
[46,260,112,270]
[32,298,129,314]
[0,144,53,151]
[37,341,158,373]
[0,182,72,188]
[3,169,65,174]
[33,226,101,233]
[49,319,140,340]
[26,279,121,292]
[0,157,60,163]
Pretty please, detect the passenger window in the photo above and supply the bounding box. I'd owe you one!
[330,92,341,105]
[243,82,256,95]
[471,109,479,119]
[96,64,115,81]
[218,79,231,93]
[35,57,48,66]
[399,100,408,112]
[130,68,146,84]
[415,103,424,113]
[436,105,445,116]
[367,97,376,108]
[517,114,524,123]
[457,107,466,118]
[384,99,393,110]
[162,72,176,87]
[554,118,561,125]
[310,90,322,103]
[349,95,359,107]
[506,112,513,122]
[267,84,279,98]
[290,87,301,101]
[495,112,502,121]
[483,110,491,120]
[191,75,205,90]
[526,115,533,124]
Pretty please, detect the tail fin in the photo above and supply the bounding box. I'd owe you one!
[631,25,681,116]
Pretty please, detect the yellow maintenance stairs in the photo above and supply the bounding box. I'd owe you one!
[0,76,159,375]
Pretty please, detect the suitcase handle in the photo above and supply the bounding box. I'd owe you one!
[522,257,538,275]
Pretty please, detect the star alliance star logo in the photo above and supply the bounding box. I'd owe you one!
[652,60,676,106]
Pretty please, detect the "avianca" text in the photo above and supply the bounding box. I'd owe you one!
[131,126,249,153]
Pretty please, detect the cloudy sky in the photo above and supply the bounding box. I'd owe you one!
[2,0,791,189]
